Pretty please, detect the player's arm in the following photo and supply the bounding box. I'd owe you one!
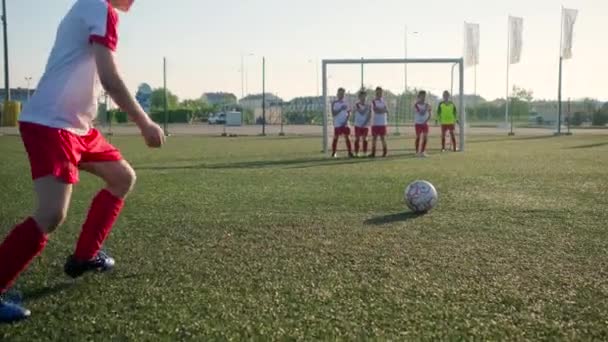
[364,105,372,126]
[93,44,164,147]
[425,104,432,123]
[331,101,340,117]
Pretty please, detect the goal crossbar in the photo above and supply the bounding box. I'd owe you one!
[321,57,466,153]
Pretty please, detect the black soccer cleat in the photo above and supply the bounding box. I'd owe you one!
[64,251,115,279]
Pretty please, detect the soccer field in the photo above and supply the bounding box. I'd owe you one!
[1,133,607,340]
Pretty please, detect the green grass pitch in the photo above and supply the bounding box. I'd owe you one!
[1,133,607,340]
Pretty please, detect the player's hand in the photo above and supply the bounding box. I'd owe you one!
[140,121,165,148]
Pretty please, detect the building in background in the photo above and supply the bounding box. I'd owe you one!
[202,92,238,107]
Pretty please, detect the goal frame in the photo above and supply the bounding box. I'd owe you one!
[322,58,466,153]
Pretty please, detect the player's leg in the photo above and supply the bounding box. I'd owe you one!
[354,134,361,155]
[441,125,447,151]
[370,135,378,157]
[362,129,369,154]
[450,127,457,151]
[421,130,429,156]
[415,130,421,155]
[344,129,354,157]
[64,159,135,278]
[0,177,72,322]
[381,135,388,157]
[331,131,339,157]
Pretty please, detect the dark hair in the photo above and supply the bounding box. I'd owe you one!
[376,87,383,92]
[358,89,367,96]
[338,87,345,92]
[418,90,427,97]
[443,90,450,96]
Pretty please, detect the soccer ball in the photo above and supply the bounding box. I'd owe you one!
[404,180,438,213]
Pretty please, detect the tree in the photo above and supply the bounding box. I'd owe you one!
[511,86,534,121]
[151,88,179,110]
[512,86,534,103]
[592,103,608,127]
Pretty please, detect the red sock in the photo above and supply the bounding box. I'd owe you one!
[345,137,353,154]
[74,190,124,261]
[422,138,428,153]
[332,138,338,154]
[451,135,457,151]
[0,218,48,293]
[363,140,368,153]
[415,137,420,153]
[354,139,360,154]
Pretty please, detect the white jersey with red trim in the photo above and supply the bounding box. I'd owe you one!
[414,103,431,125]
[332,99,350,128]
[20,0,119,135]
[354,102,370,128]
[372,98,388,126]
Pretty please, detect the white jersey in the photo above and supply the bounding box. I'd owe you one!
[414,103,431,125]
[20,0,120,135]
[332,99,350,128]
[372,98,388,126]
[354,102,370,128]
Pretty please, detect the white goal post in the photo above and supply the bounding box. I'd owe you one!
[322,58,466,153]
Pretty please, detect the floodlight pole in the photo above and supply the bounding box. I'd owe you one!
[261,56,266,136]
[163,57,168,136]
[322,61,328,153]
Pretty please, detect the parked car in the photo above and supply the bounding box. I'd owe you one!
[208,113,226,125]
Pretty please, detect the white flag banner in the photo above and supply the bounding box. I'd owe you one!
[562,8,578,59]
[509,16,524,64]
[464,22,480,67]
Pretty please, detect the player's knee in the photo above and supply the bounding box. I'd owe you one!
[109,165,137,198]
[34,208,67,233]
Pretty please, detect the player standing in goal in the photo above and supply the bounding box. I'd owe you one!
[370,87,389,158]
[414,91,432,157]
[353,89,371,157]
[0,0,165,322]
[437,91,458,152]
[331,88,354,158]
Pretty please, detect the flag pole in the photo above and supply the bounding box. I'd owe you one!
[556,6,564,136]
[506,16,514,136]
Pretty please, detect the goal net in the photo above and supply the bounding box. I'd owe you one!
[321,58,466,154]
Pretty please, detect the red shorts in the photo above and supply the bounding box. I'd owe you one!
[371,126,387,137]
[334,126,351,136]
[415,124,429,135]
[441,124,456,135]
[354,127,369,138]
[19,122,123,184]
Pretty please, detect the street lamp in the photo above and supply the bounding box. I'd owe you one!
[2,0,10,102]
[240,53,254,99]
[25,76,32,101]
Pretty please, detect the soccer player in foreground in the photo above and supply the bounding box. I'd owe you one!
[331,88,354,158]
[353,89,371,157]
[437,91,458,152]
[414,91,431,157]
[370,87,389,158]
[0,0,165,322]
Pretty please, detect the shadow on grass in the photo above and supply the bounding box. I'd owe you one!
[566,142,608,149]
[136,154,418,171]
[468,135,557,144]
[21,281,75,301]
[364,212,423,226]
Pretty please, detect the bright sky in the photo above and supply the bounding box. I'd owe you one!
[6,0,607,102]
